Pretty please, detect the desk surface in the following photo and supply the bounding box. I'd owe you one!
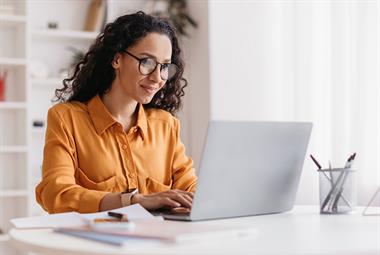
[9,206,380,255]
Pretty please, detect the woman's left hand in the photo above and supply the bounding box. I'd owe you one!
[131,189,194,210]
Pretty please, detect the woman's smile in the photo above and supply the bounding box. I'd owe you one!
[140,84,159,95]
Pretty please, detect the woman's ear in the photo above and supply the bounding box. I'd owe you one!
[112,53,122,69]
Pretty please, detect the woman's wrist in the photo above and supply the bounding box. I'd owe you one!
[99,193,122,211]
[131,193,143,205]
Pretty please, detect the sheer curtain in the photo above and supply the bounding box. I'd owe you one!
[204,0,379,206]
[283,0,379,205]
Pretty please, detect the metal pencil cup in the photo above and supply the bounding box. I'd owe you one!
[318,168,356,214]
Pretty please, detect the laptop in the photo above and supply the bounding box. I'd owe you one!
[159,121,312,221]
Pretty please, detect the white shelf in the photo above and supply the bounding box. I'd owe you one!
[31,78,62,86]
[0,58,27,66]
[0,146,28,153]
[32,29,98,40]
[0,102,27,109]
[0,234,9,242]
[0,190,28,197]
[0,14,26,24]
[31,127,45,134]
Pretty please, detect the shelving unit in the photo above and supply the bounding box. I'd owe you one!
[0,0,28,238]
[0,0,148,235]
[26,0,107,221]
[0,0,97,235]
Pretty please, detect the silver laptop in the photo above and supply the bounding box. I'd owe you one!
[160,121,312,221]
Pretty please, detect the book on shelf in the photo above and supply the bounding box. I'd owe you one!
[0,69,7,101]
[84,0,106,32]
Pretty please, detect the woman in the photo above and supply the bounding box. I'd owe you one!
[35,11,197,214]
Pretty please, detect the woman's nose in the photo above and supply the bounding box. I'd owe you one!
[148,65,162,82]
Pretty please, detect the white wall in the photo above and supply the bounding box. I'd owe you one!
[182,1,211,170]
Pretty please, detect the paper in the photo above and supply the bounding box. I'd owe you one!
[80,204,156,221]
[54,228,162,247]
[58,220,259,243]
[11,204,156,229]
[10,212,84,229]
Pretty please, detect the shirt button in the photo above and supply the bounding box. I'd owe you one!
[122,144,127,150]
[128,173,135,178]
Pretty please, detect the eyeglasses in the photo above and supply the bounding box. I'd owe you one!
[123,51,178,81]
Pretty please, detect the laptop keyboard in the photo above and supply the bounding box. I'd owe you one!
[151,207,191,216]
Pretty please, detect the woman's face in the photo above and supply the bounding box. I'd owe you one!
[112,32,172,104]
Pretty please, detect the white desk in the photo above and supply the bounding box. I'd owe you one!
[9,206,380,255]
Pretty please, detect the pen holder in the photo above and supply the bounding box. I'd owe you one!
[318,168,357,214]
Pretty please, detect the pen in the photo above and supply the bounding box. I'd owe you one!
[310,155,339,201]
[89,213,135,230]
[332,153,356,212]
[311,154,334,187]
[331,171,350,211]
[344,153,356,169]
[320,169,346,212]
[328,160,334,193]
[325,160,352,210]
[310,154,322,169]
[322,153,353,212]
[93,218,122,223]
[107,211,129,222]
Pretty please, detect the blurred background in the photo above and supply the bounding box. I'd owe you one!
[0,0,379,252]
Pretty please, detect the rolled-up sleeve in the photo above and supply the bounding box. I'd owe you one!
[35,108,108,214]
[171,118,197,192]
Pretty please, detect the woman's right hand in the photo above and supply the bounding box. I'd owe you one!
[131,189,194,211]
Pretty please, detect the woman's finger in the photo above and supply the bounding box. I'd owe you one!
[177,193,193,207]
[165,192,192,208]
[160,197,181,208]
[175,189,194,199]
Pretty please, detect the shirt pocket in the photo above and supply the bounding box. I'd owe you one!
[145,177,173,193]
[75,167,116,191]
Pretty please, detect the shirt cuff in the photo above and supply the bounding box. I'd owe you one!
[79,190,109,213]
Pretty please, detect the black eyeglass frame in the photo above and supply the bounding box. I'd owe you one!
[123,50,178,81]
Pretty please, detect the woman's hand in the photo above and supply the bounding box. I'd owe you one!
[131,190,194,211]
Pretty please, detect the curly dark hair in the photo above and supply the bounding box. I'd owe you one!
[54,11,187,115]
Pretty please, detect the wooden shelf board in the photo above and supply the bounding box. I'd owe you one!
[31,128,45,134]
[32,29,98,40]
[0,15,26,24]
[0,190,28,197]
[0,58,27,66]
[0,102,27,109]
[0,146,28,153]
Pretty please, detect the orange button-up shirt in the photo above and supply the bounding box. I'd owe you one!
[35,95,197,214]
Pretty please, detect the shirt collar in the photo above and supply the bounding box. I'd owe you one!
[135,103,148,140]
[88,95,147,140]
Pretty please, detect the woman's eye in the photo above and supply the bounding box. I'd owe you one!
[140,58,156,68]
[140,58,151,65]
